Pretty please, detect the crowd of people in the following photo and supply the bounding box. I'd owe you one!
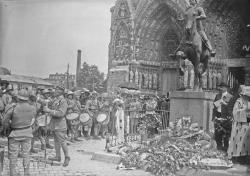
[2,80,250,175]
[0,83,169,176]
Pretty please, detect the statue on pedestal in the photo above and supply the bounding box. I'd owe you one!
[171,0,215,91]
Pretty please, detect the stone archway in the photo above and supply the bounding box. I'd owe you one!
[132,0,185,93]
[134,1,184,62]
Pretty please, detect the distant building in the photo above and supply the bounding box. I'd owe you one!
[0,66,53,90]
[45,73,75,89]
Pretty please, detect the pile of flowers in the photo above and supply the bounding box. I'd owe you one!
[118,131,229,176]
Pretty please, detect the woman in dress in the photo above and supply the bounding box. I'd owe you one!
[228,85,250,163]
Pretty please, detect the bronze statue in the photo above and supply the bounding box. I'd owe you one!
[172,0,214,91]
[189,0,215,56]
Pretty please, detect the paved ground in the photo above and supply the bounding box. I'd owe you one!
[1,137,250,176]
[1,137,152,176]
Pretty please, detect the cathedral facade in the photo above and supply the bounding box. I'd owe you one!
[107,0,250,95]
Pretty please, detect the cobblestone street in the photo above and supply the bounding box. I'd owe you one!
[1,138,152,176]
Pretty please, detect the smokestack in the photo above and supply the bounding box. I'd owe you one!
[76,50,81,87]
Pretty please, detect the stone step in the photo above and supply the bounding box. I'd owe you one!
[176,168,248,176]
[91,151,121,164]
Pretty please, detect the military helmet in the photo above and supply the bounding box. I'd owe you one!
[16,89,29,101]
[42,89,50,95]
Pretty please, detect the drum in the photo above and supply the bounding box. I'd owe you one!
[36,115,51,127]
[66,113,79,126]
[96,113,107,123]
[79,113,90,124]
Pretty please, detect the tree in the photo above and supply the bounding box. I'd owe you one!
[77,62,106,93]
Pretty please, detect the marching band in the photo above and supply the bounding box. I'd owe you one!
[0,85,113,175]
[0,83,168,176]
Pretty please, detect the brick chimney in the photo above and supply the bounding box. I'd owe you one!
[76,50,81,87]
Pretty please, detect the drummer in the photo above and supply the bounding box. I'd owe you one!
[98,97,111,138]
[85,91,101,139]
[66,91,81,142]
[31,89,53,153]
[73,90,84,137]
[80,88,90,108]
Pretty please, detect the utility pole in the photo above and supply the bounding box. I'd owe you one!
[66,63,69,89]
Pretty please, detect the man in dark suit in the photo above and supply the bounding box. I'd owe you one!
[213,83,233,152]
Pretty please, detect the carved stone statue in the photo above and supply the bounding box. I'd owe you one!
[125,72,129,82]
[129,70,134,83]
[202,71,208,89]
[208,69,213,90]
[153,73,157,89]
[217,71,222,86]
[144,73,149,89]
[135,70,139,85]
[148,73,153,89]
[212,70,217,90]
[139,72,142,88]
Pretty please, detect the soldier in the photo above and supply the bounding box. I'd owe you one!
[66,91,81,142]
[188,0,215,56]
[85,91,100,139]
[73,91,83,138]
[80,89,90,107]
[98,97,111,138]
[43,85,70,167]
[31,89,53,153]
[0,89,4,113]
[2,89,37,176]
[2,84,13,108]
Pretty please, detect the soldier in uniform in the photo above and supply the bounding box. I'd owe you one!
[80,89,90,107]
[85,91,100,139]
[2,84,13,109]
[43,85,70,167]
[98,97,111,138]
[30,89,53,153]
[2,89,37,176]
[188,0,215,56]
[66,91,81,142]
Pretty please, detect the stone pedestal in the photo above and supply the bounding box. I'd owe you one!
[170,91,216,131]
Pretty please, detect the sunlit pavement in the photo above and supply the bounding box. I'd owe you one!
[1,138,152,176]
[1,138,250,176]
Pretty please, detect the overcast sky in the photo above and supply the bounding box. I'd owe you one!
[0,0,115,78]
